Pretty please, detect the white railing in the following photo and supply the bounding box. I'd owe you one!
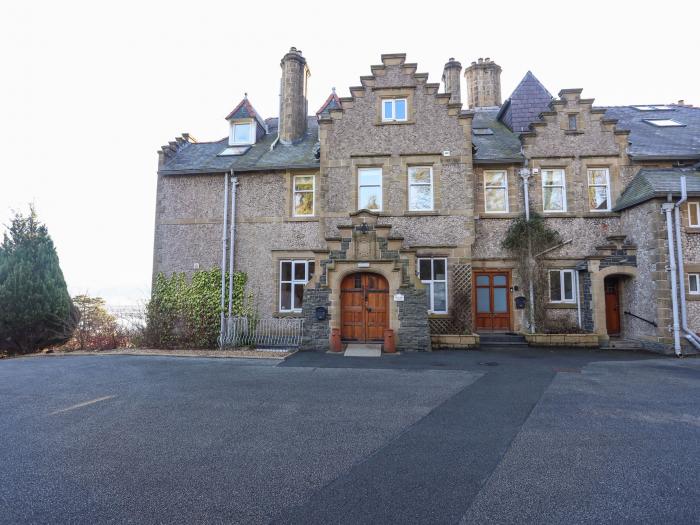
[220,316,304,349]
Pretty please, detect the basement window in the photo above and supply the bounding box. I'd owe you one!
[643,119,685,127]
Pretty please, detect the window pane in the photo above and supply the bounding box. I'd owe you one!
[233,123,251,143]
[563,272,574,301]
[308,262,315,278]
[689,275,699,293]
[485,188,507,212]
[395,99,406,120]
[409,167,431,184]
[409,185,432,210]
[588,170,607,185]
[550,271,562,301]
[476,275,489,286]
[568,114,577,130]
[294,176,313,191]
[294,283,305,309]
[589,186,609,210]
[493,275,506,286]
[419,259,432,281]
[689,203,699,226]
[359,186,381,210]
[485,172,506,187]
[493,288,507,313]
[294,192,314,216]
[280,283,292,310]
[433,282,447,312]
[543,187,564,211]
[477,287,490,313]
[294,262,306,281]
[542,170,563,186]
[383,100,393,120]
[433,259,446,280]
[359,169,382,186]
[281,262,292,281]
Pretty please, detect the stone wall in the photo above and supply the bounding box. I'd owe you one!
[396,285,430,351]
[300,286,331,352]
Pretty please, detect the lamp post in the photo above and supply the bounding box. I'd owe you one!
[519,168,536,333]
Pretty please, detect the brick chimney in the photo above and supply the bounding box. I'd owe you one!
[464,57,502,108]
[442,58,462,104]
[279,47,310,144]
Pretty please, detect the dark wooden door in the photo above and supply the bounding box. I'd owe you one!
[474,271,511,331]
[605,277,621,335]
[341,273,389,342]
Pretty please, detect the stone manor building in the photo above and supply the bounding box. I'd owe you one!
[153,48,700,354]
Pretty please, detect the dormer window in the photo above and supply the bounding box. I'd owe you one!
[382,98,407,122]
[230,120,254,145]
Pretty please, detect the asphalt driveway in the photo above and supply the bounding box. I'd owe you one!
[0,348,698,524]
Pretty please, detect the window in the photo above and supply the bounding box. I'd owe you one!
[643,119,684,127]
[568,114,578,130]
[408,166,433,211]
[418,258,448,313]
[473,128,494,136]
[484,171,508,213]
[358,168,382,211]
[382,98,407,122]
[293,175,315,217]
[231,121,253,144]
[634,105,673,111]
[279,260,315,312]
[689,274,700,295]
[549,270,576,303]
[218,146,250,157]
[542,169,567,212]
[587,168,611,211]
[688,202,700,228]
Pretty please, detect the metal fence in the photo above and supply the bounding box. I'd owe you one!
[220,316,304,349]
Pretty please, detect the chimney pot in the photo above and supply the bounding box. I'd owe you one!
[442,57,462,104]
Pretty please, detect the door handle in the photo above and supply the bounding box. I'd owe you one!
[367,307,373,313]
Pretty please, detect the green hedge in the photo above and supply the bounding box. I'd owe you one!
[145,269,250,349]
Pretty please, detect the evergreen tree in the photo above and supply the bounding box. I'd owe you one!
[0,207,79,354]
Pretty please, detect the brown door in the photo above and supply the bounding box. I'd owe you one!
[341,273,389,342]
[474,270,511,331]
[605,277,621,335]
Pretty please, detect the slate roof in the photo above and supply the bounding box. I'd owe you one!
[497,71,553,134]
[224,97,267,130]
[603,105,700,160]
[158,117,319,175]
[472,108,523,163]
[614,168,700,211]
[316,89,342,117]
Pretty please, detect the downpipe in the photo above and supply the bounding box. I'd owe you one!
[673,177,700,350]
[662,202,682,355]
[227,173,239,318]
[219,172,230,347]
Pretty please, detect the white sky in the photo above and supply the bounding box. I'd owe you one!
[2,0,698,305]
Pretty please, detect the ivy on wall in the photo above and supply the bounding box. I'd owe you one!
[145,269,251,349]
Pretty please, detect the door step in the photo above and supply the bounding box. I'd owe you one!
[478,333,529,348]
[344,344,382,357]
[601,339,643,350]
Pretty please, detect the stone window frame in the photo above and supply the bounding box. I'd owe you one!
[285,170,320,222]
[549,269,576,304]
[541,168,568,213]
[357,166,384,212]
[567,113,578,131]
[292,174,315,218]
[586,167,612,212]
[689,273,700,295]
[688,201,700,228]
[374,87,415,126]
[229,118,255,146]
[417,257,449,314]
[382,98,408,122]
[278,259,315,314]
[407,165,434,212]
[483,169,509,214]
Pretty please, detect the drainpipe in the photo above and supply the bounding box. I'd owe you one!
[576,271,582,329]
[662,201,682,355]
[270,78,282,151]
[220,171,230,346]
[227,173,239,317]
[673,177,700,350]
[519,167,535,333]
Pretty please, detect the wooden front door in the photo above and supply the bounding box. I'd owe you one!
[474,270,511,331]
[340,273,389,342]
[605,277,621,335]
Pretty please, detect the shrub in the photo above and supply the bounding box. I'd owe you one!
[145,269,250,349]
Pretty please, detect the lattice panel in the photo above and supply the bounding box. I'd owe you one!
[429,264,472,335]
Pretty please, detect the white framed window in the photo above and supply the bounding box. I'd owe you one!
[279,260,315,312]
[542,169,567,212]
[293,175,315,217]
[549,269,576,303]
[358,168,382,211]
[382,98,407,122]
[587,168,611,212]
[643,119,684,127]
[484,170,509,213]
[408,166,433,211]
[418,258,448,313]
[689,274,700,295]
[688,202,700,228]
[230,120,254,145]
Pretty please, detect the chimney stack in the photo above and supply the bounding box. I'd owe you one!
[464,57,502,108]
[279,47,310,144]
[442,58,462,104]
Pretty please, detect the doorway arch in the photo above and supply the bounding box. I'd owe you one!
[340,272,389,342]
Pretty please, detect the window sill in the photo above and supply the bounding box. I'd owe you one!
[546,303,578,309]
[477,212,518,219]
[685,227,700,234]
[687,294,700,301]
[564,130,584,135]
[274,312,304,318]
[404,210,440,216]
[375,120,415,126]
[428,313,450,318]
[286,216,319,222]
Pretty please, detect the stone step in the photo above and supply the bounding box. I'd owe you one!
[344,344,382,357]
[602,339,643,350]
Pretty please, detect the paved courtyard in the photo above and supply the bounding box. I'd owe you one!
[0,348,698,524]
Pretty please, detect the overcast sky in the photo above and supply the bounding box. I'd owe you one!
[2,0,698,305]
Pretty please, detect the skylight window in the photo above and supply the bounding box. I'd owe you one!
[643,119,685,127]
[218,146,250,156]
[633,105,674,111]
[473,128,494,136]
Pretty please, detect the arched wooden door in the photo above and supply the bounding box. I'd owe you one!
[340,273,389,342]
